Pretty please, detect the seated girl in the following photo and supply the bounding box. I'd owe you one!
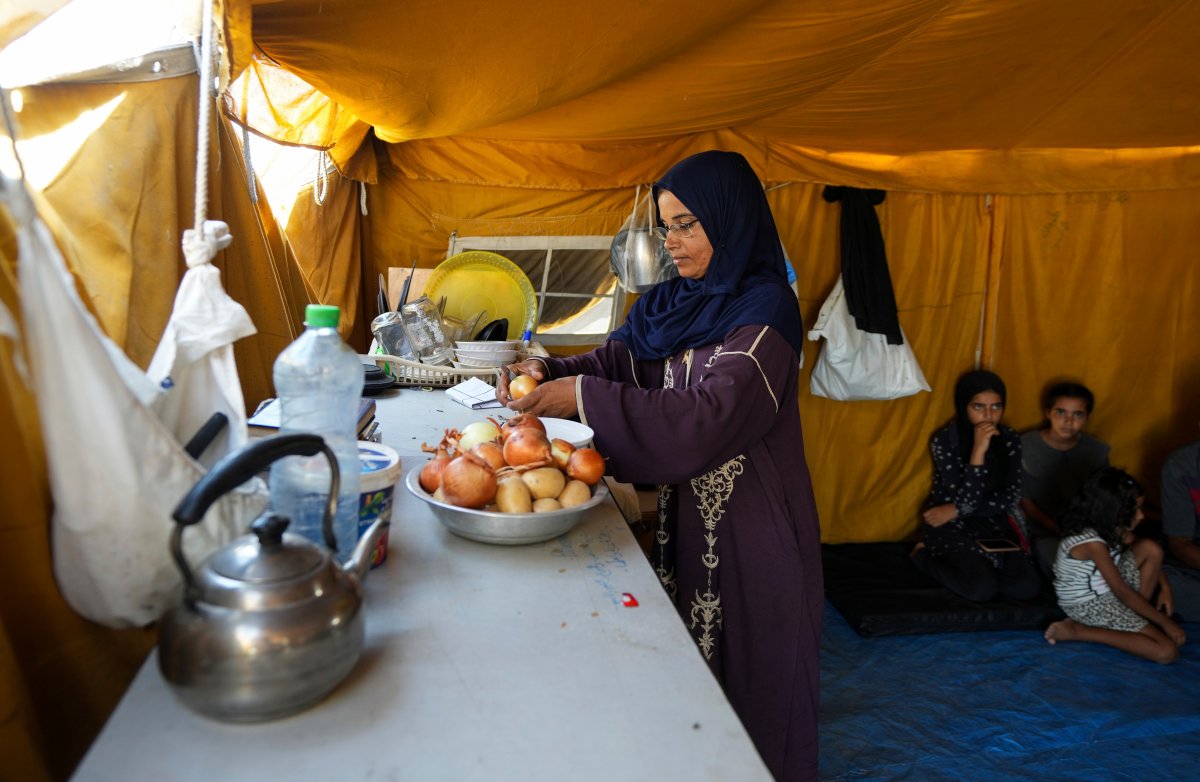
[1046,467,1185,663]
[1020,382,1110,577]
[912,370,1042,602]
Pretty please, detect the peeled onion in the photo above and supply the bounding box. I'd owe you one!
[458,420,502,453]
[567,448,605,485]
[549,438,575,471]
[440,454,497,509]
[509,375,539,400]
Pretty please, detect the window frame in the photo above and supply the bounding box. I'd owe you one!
[446,233,625,347]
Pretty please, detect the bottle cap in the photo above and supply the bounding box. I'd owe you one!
[305,304,340,328]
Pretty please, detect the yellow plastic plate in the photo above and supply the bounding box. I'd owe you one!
[422,251,537,342]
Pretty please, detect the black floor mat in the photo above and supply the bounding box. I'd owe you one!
[822,542,1064,637]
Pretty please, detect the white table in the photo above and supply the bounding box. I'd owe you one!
[72,387,771,781]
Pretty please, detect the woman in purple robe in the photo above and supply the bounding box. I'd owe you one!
[499,150,822,782]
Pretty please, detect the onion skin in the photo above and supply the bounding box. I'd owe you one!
[469,441,506,471]
[419,446,451,493]
[440,454,497,509]
[566,448,605,485]
[500,413,546,441]
[503,427,553,467]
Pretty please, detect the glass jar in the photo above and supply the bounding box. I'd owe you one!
[400,295,453,365]
[370,311,414,359]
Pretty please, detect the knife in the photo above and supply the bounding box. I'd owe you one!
[377,272,389,316]
[397,259,418,311]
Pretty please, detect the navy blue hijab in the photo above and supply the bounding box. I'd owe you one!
[609,150,805,360]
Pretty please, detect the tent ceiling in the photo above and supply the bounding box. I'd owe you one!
[250,0,1200,153]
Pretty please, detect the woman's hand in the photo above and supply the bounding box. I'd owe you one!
[506,376,579,419]
[496,359,548,404]
[970,422,999,465]
[922,503,957,527]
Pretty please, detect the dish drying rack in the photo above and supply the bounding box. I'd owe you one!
[363,342,549,388]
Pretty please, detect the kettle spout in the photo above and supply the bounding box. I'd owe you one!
[346,518,387,581]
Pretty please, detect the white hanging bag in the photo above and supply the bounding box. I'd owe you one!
[808,275,931,401]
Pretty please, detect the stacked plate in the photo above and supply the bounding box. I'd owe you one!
[453,340,519,369]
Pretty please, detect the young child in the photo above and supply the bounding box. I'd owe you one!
[1045,467,1186,663]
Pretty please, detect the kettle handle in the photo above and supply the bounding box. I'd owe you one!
[170,434,340,603]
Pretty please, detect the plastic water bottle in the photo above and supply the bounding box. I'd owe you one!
[269,304,362,562]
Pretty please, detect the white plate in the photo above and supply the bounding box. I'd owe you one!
[456,340,519,351]
[455,349,517,364]
[540,417,594,448]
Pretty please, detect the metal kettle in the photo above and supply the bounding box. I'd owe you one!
[158,433,386,723]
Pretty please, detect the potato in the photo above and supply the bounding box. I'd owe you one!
[557,479,591,508]
[532,498,562,513]
[522,466,566,500]
[495,475,533,513]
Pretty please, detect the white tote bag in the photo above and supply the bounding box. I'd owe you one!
[4,178,267,628]
[808,276,931,401]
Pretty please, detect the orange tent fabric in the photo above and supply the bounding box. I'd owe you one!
[2,1,1199,778]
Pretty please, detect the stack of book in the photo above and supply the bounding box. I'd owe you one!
[248,397,380,442]
[356,398,379,442]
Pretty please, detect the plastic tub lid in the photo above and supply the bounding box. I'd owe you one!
[358,441,403,492]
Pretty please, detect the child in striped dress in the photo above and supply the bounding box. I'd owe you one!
[1045,467,1185,663]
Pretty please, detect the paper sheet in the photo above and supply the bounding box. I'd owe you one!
[446,377,504,409]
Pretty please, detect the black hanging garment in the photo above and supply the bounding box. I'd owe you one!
[821,186,903,345]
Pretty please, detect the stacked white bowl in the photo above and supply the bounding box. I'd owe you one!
[453,340,519,368]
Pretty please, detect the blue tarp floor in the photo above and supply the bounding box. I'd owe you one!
[819,600,1200,781]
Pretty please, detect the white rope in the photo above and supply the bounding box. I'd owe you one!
[359,181,368,215]
[241,120,258,205]
[0,86,29,185]
[193,0,215,233]
[313,150,329,205]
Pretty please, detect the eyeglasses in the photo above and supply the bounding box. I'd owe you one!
[652,219,700,240]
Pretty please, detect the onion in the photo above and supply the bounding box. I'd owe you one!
[549,438,575,471]
[500,413,546,441]
[470,441,507,471]
[509,375,538,400]
[503,427,552,467]
[440,454,497,509]
[419,444,451,493]
[458,420,502,453]
[567,448,605,485]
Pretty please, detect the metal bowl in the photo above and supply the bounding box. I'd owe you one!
[404,466,609,545]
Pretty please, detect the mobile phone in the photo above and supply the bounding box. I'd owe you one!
[976,538,1021,553]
